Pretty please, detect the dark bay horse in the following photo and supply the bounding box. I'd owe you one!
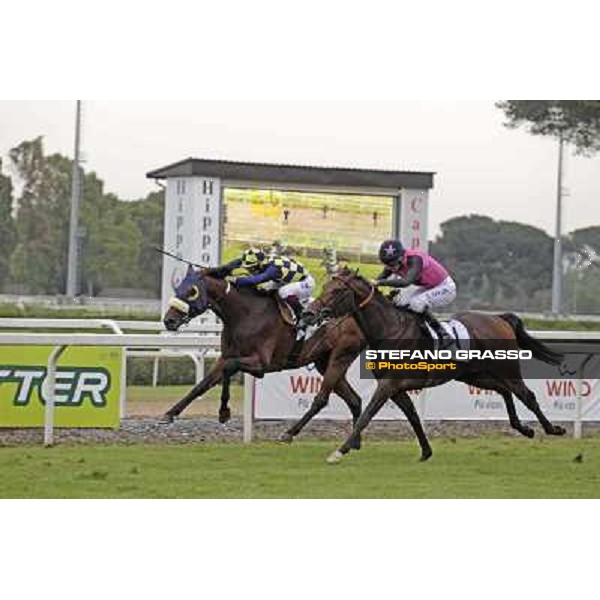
[303,267,566,463]
[162,265,398,445]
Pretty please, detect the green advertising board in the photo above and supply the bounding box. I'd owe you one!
[0,346,122,428]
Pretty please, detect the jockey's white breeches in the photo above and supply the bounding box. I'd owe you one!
[277,276,316,306]
[395,276,457,313]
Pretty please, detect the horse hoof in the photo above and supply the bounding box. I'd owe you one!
[326,450,343,465]
[159,414,175,425]
[521,426,535,438]
[218,407,231,424]
[350,438,362,451]
[420,449,433,462]
[278,432,294,444]
[552,425,567,436]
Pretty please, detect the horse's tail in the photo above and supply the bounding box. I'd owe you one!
[499,313,563,366]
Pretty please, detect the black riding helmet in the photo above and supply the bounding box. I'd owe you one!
[379,239,405,265]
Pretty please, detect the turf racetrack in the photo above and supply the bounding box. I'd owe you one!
[2,437,600,498]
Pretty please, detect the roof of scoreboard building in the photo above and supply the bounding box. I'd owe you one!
[147,157,435,190]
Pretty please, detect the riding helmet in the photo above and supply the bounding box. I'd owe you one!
[241,247,266,269]
[379,239,405,265]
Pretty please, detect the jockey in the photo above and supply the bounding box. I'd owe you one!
[223,247,316,322]
[373,239,457,347]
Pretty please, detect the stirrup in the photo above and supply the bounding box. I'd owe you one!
[434,325,454,349]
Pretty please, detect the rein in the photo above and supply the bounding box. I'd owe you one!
[298,274,375,358]
[358,282,375,308]
[333,272,375,312]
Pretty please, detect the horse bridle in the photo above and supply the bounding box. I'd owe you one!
[168,275,232,327]
[308,272,375,325]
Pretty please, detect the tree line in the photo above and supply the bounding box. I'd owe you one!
[429,216,600,313]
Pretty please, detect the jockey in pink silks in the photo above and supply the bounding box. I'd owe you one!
[373,239,457,347]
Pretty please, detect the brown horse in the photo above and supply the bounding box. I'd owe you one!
[162,265,388,445]
[303,267,567,463]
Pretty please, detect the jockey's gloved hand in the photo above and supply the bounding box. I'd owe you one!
[225,275,237,284]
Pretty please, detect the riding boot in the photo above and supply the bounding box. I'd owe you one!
[423,309,453,349]
[285,295,308,340]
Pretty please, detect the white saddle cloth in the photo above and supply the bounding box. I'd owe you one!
[424,318,470,353]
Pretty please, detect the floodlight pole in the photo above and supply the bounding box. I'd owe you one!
[551,134,564,316]
[66,100,82,298]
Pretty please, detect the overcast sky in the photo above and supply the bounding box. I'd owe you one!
[1,100,599,239]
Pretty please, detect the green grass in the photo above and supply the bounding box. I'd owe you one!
[0,302,157,320]
[2,437,600,498]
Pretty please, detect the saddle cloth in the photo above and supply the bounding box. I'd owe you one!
[423,318,470,353]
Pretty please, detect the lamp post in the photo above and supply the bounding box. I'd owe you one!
[66,100,82,298]
[551,132,565,316]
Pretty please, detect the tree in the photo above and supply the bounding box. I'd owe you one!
[9,138,72,294]
[0,158,16,289]
[568,225,600,253]
[127,190,164,297]
[430,215,554,311]
[496,100,600,154]
[81,197,142,295]
[9,137,147,296]
[78,174,142,296]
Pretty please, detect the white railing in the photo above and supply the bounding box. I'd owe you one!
[0,317,222,334]
[0,318,222,389]
[0,317,227,442]
[0,332,244,446]
[1,320,599,446]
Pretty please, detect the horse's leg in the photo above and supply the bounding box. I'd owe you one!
[390,391,433,461]
[160,358,226,423]
[506,378,566,436]
[332,376,363,449]
[500,390,535,438]
[326,382,394,464]
[161,355,264,424]
[278,357,331,443]
[218,375,232,424]
[460,377,534,438]
[279,356,360,446]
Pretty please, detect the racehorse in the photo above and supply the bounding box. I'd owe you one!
[161,265,418,446]
[303,267,567,463]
